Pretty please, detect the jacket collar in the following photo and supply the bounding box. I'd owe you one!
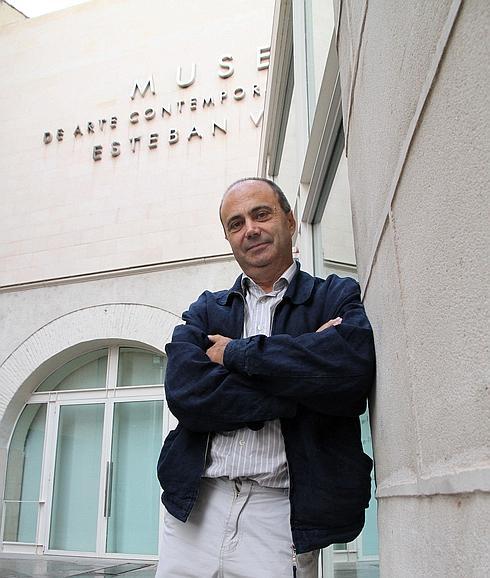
[217,261,315,306]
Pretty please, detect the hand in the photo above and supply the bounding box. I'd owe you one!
[206,334,232,365]
[316,317,342,332]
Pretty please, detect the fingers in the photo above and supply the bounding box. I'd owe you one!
[316,317,342,332]
[207,334,222,344]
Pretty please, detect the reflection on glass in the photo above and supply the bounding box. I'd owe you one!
[37,349,108,392]
[3,404,46,543]
[305,0,335,121]
[49,404,104,552]
[117,348,166,387]
[360,411,378,557]
[106,400,163,555]
[314,153,357,279]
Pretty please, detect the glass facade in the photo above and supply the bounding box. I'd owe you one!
[304,0,335,126]
[2,346,166,556]
[117,348,166,387]
[37,349,108,392]
[3,404,46,543]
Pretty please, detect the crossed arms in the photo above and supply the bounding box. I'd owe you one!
[164,278,375,433]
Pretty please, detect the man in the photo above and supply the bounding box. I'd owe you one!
[156,178,375,577]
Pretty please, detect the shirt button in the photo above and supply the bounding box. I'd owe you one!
[239,440,245,446]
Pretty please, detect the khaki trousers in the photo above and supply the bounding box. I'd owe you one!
[156,477,319,578]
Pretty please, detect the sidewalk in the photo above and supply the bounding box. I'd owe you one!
[0,554,157,578]
[0,553,379,577]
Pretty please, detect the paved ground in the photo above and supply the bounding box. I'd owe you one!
[0,553,379,577]
[333,561,380,578]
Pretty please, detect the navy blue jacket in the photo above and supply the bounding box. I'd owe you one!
[157,264,375,554]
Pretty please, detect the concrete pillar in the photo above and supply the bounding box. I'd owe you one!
[334,1,489,576]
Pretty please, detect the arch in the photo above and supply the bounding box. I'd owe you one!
[0,303,181,448]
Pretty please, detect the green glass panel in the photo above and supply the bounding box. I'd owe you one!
[49,404,104,552]
[37,349,108,392]
[117,348,166,387]
[3,404,46,542]
[360,410,378,557]
[106,400,163,555]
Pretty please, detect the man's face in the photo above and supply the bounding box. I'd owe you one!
[220,181,296,279]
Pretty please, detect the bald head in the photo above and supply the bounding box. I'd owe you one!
[220,178,291,223]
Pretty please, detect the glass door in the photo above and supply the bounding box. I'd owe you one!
[47,399,163,556]
[106,400,163,555]
[48,403,105,552]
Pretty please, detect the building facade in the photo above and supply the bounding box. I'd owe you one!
[0,0,274,560]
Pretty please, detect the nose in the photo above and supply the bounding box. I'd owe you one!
[244,219,260,238]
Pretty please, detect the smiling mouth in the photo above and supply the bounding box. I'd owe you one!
[247,242,270,252]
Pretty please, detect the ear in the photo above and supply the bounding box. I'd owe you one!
[287,211,296,236]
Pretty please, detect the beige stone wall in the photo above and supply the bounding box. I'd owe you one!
[0,0,273,286]
[335,1,489,576]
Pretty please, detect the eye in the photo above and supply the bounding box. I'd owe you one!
[256,209,272,221]
[227,220,243,232]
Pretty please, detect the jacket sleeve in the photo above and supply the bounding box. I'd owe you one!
[164,292,297,433]
[223,278,375,417]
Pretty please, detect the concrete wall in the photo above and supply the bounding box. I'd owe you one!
[0,0,273,286]
[335,1,490,575]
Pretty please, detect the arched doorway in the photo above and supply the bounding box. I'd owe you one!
[3,345,168,558]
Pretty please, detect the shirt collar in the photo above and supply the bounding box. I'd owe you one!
[240,261,298,294]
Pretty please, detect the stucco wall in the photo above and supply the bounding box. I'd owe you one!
[335,1,489,576]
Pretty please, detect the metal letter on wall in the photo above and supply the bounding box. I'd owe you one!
[187,127,202,141]
[250,109,264,127]
[57,129,64,142]
[233,88,245,101]
[149,133,159,149]
[257,46,271,70]
[111,142,121,157]
[43,132,52,144]
[176,64,196,88]
[212,120,227,136]
[218,55,234,79]
[130,136,141,153]
[169,129,179,144]
[130,75,156,100]
[93,145,103,161]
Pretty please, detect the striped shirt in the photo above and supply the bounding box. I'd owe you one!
[204,261,297,488]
